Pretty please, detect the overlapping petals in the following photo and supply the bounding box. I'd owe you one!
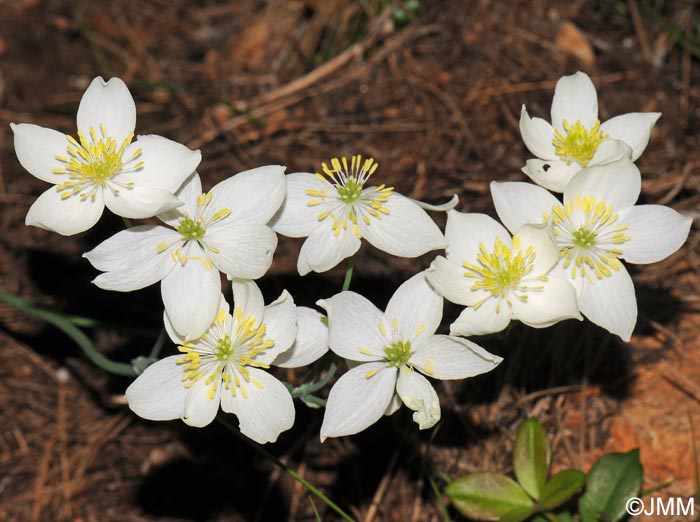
[491,158,692,340]
[519,71,661,192]
[126,280,325,443]
[85,168,285,339]
[426,211,580,336]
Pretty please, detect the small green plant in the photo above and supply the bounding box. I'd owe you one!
[445,418,644,522]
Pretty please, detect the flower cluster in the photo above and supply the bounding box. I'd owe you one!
[12,72,691,443]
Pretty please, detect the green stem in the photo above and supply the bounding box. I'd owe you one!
[291,361,337,398]
[149,329,167,359]
[341,255,355,292]
[122,216,134,228]
[0,290,137,377]
[217,418,355,521]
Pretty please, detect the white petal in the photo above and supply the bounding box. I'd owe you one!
[426,256,487,307]
[619,205,692,264]
[317,292,388,362]
[11,123,70,184]
[511,276,582,328]
[87,226,176,291]
[206,223,277,279]
[445,211,511,263]
[231,278,265,326]
[121,136,201,193]
[161,251,221,339]
[320,363,397,441]
[385,272,442,340]
[411,335,502,379]
[588,138,633,165]
[519,106,557,159]
[220,368,295,444]
[103,182,182,219]
[207,165,286,225]
[164,293,228,345]
[396,370,440,430]
[490,181,560,234]
[359,193,445,257]
[600,113,661,161]
[182,374,221,428]
[550,71,598,132]
[158,173,202,226]
[274,306,329,368]
[521,159,580,193]
[450,299,513,337]
[384,394,402,416]
[26,186,105,236]
[125,356,187,420]
[297,225,361,276]
[77,77,136,145]
[256,290,297,364]
[513,223,559,275]
[579,266,637,342]
[270,172,329,237]
[563,158,640,211]
[410,194,459,211]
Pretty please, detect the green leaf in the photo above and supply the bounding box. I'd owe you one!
[499,505,537,522]
[446,472,534,520]
[579,449,643,522]
[557,512,574,522]
[513,418,550,499]
[539,469,585,510]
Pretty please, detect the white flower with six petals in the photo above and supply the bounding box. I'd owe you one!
[12,77,201,235]
[317,272,502,440]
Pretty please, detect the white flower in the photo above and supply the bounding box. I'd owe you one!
[270,155,455,275]
[520,71,661,192]
[126,280,301,444]
[426,211,580,336]
[491,158,692,341]
[84,168,285,339]
[12,76,201,235]
[317,272,502,440]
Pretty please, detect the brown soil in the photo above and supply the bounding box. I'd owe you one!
[1,1,699,521]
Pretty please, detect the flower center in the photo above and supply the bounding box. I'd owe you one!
[176,308,275,401]
[552,119,607,166]
[384,340,412,367]
[177,216,206,241]
[550,196,631,280]
[572,227,596,248]
[306,154,394,238]
[54,125,143,201]
[215,335,234,361]
[463,236,535,302]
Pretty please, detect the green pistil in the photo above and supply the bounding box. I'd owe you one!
[384,340,412,367]
[215,335,233,361]
[336,178,363,203]
[177,216,206,241]
[572,227,596,248]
